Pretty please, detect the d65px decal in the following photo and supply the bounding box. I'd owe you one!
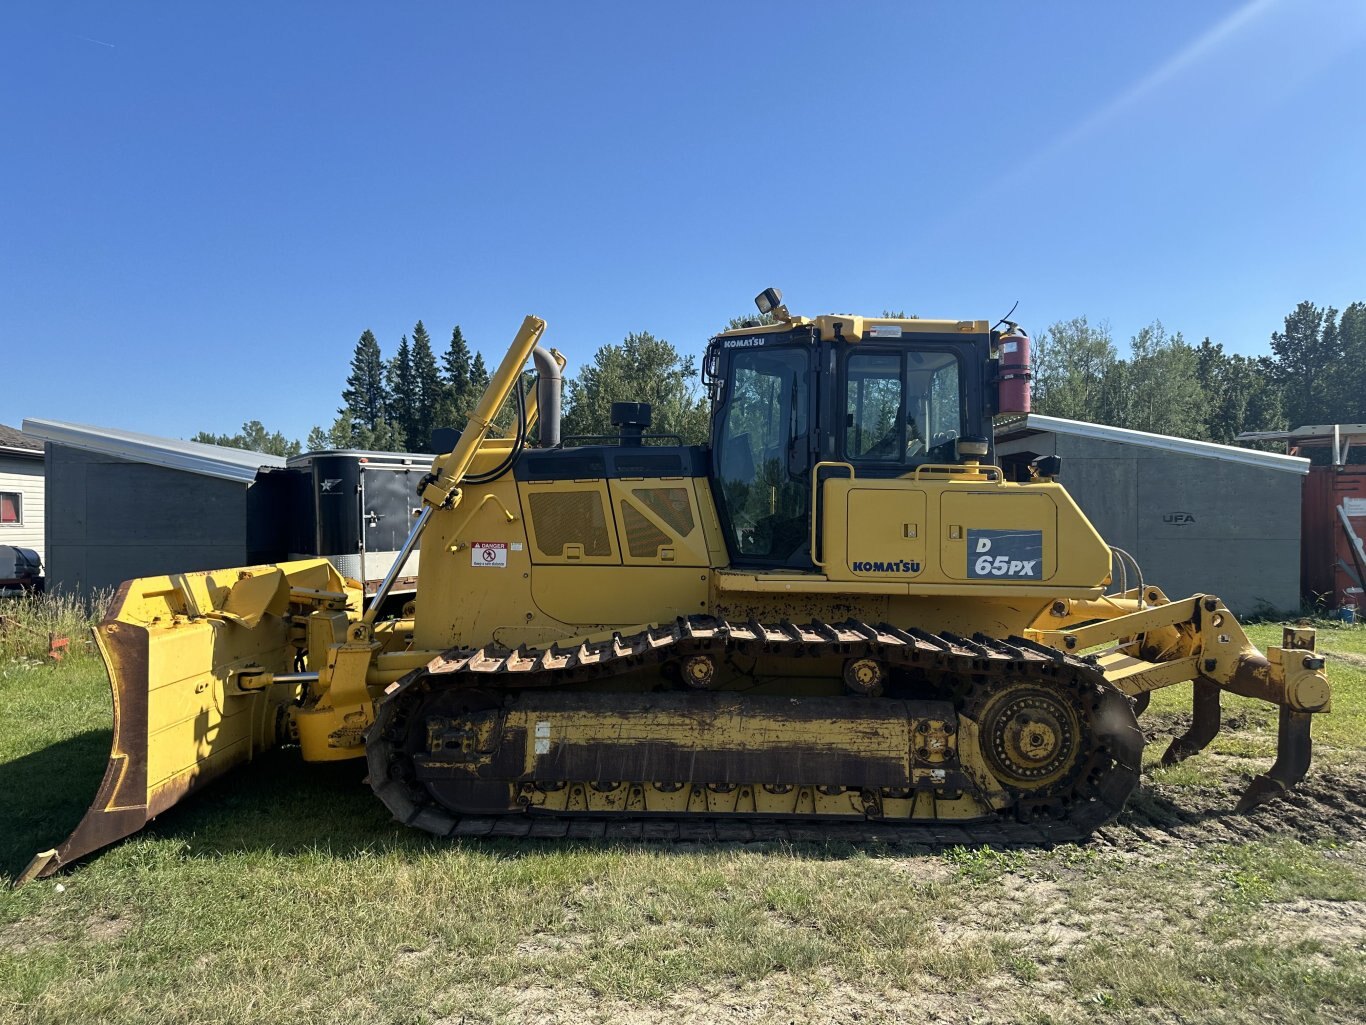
[967,529,1043,580]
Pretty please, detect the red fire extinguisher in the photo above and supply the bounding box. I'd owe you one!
[997,327,1032,414]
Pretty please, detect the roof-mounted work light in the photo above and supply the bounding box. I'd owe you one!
[754,287,790,321]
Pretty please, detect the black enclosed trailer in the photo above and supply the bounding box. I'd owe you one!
[253,450,432,601]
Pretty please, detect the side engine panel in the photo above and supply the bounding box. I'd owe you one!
[823,476,1111,592]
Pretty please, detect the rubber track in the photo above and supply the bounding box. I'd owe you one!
[367,616,1146,847]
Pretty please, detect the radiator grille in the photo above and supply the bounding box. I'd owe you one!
[528,491,612,557]
[632,487,695,536]
[620,501,672,559]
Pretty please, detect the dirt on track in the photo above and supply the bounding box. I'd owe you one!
[430,695,1366,853]
[432,760,1366,853]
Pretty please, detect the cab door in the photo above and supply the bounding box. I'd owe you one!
[711,345,815,569]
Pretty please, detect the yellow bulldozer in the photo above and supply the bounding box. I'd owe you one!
[22,290,1333,881]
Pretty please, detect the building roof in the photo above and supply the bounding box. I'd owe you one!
[1236,423,1366,443]
[1236,424,1366,467]
[21,418,285,484]
[995,413,1310,476]
[0,423,44,458]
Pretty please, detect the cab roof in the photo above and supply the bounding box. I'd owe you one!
[715,314,991,343]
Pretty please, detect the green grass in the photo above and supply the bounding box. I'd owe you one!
[1,614,1364,1024]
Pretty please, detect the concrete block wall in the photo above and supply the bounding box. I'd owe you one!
[996,432,1301,615]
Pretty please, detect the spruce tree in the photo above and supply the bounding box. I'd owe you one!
[340,329,389,433]
[387,335,418,450]
[443,325,473,416]
[1270,302,1336,428]
[411,320,443,452]
[1336,302,1366,422]
[470,351,490,403]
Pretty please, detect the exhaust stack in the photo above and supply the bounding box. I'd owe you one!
[532,345,561,448]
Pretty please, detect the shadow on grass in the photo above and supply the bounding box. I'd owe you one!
[140,748,417,861]
[0,728,113,882]
[149,768,1268,866]
[5,737,977,876]
[4,731,1290,884]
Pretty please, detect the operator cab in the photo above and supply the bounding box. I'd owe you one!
[705,289,998,571]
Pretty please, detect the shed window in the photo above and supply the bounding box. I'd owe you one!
[0,492,19,525]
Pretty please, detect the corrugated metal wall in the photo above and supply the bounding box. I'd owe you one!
[1302,465,1366,608]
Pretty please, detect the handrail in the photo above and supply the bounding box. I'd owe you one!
[809,461,855,568]
[910,462,1002,482]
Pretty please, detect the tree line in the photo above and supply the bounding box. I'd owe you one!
[195,320,708,456]
[194,321,492,456]
[324,321,493,452]
[1033,299,1365,444]
[196,298,1363,458]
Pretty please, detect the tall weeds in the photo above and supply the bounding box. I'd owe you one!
[0,589,112,664]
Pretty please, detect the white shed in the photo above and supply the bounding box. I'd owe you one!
[0,423,45,564]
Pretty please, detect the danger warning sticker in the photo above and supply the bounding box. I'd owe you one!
[471,541,508,568]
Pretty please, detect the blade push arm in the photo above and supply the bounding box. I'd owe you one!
[359,314,546,630]
[419,314,547,509]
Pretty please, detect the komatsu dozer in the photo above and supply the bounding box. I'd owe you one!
[22,290,1333,881]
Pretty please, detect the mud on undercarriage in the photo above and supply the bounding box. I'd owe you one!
[367,617,1145,846]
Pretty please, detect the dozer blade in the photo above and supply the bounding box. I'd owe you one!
[18,559,352,884]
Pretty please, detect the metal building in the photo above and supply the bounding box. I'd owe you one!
[994,414,1309,616]
[22,419,287,596]
[1237,424,1366,612]
[21,419,433,600]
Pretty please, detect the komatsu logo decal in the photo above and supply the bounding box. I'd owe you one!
[851,559,921,574]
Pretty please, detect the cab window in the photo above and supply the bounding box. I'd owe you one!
[844,350,962,465]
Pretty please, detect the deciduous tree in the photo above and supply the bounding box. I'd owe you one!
[1106,321,1207,437]
[1031,316,1117,422]
[562,331,709,445]
[192,421,301,458]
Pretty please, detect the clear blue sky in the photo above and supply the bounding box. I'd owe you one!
[4,2,1364,442]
